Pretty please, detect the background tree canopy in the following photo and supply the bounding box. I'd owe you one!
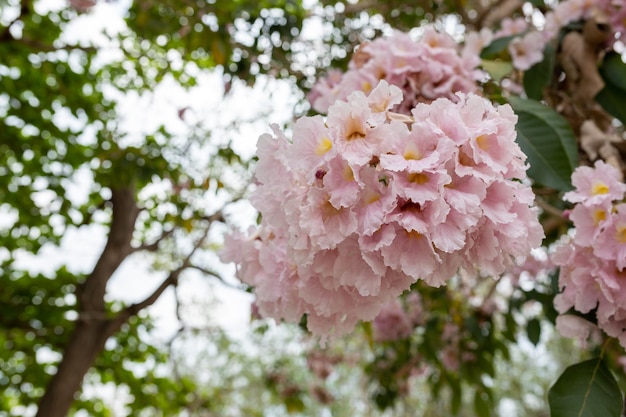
[2,0,626,416]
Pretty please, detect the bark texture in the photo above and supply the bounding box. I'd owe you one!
[35,187,139,417]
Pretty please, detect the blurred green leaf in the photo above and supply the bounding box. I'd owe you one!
[526,318,541,346]
[596,52,626,125]
[481,59,513,81]
[523,43,555,100]
[480,35,516,59]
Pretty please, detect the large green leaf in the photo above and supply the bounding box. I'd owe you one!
[549,358,623,417]
[523,43,556,100]
[596,52,626,125]
[509,96,579,191]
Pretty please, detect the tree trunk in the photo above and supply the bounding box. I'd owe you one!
[35,187,139,417]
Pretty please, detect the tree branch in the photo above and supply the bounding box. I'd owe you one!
[77,186,140,314]
[114,222,212,325]
[131,228,175,253]
[188,264,247,290]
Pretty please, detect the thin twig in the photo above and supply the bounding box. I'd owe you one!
[188,264,247,290]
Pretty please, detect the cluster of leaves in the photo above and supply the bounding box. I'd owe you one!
[0,0,303,415]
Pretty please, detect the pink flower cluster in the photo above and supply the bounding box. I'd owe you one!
[308,27,482,115]
[221,81,543,338]
[464,0,625,74]
[552,161,626,347]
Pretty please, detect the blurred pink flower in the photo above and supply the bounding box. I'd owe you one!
[508,32,546,71]
[372,299,413,342]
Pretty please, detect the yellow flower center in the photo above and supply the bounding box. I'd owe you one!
[315,137,332,156]
[617,224,626,244]
[343,165,354,181]
[408,172,429,184]
[322,200,341,220]
[403,149,422,160]
[591,181,609,196]
[476,134,490,151]
[593,209,606,226]
[363,189,380,205]
[406,230,422,239]
[345,118,367,140]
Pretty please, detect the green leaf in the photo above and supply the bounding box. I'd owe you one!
[596,52,626,125]
[480,35,516,59]
[473,389,492,417]
[596,88,626,126]
[508,96,579,191]
[599,52,626,90]
[549,358,623,417]
[526,318,541,345]
[450,377,462,415]
[523,43,555,100]
[481,59,513,81]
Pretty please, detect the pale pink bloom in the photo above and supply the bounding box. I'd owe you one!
[308,69,343,113]
[372,299,413,341]
[554,0,594,24]
[380,223,441,284]
[390,198,450,236]
[288,116,334,181]
[405,291,424,325]
[333,235,383,296]
[430,207,474,253]
[462,28,494,66]
[367,79,404,116]
[569,203,610,246]
[508,31,546,71]
[555,315,598,348]
[481,180,519,225]
[326,92,384,167]
[253,125,291,186]
[443,172,486,216]
[354,165,397,236]
[391,169,451,206]
[608,6,626,41]
[378,120,455,173]
[553,245,603,314]
[309,27,481,115]
[299,187,358,251]
[594,204,626,270]
[323,156,361,209]
[564,160,626,206]
[542,12,563,41]
[494,17,529,38]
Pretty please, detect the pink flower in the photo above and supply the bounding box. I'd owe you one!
[594,204,626,270]
[309,26,481,115]
[372,299,413,342]
[494,17,529,38]
[555,315,598,348]
[564,160,626,206]
[508,32,546,71]
[553,161,626,349]
[287,116,334,181]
